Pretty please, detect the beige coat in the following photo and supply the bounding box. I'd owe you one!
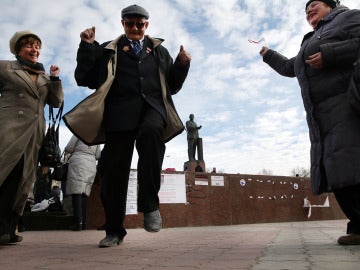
[63,35,185,145]
[0,60,63,215]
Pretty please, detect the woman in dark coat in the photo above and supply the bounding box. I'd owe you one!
[0,30,63,244]
[260,0,360,245]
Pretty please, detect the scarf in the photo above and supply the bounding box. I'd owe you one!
[16,55,45,74]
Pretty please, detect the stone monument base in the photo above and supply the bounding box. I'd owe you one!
[184,160,205,172]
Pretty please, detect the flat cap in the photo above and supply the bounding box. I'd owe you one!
[121,4,149,19]
[9,30,41,55]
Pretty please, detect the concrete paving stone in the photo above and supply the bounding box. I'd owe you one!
[200,259,257,269]
[264,249,306,255]
[200,262,256,270]
[1,220,359,270]
[258,254,308,262]
[309,254,359,262]
[310,261,360,270]
[252,261,309,270]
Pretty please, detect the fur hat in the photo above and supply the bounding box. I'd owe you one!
[121,4,149,19]
[305,0,340,10]
[9,30,41,55]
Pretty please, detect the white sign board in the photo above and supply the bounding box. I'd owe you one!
[195,176,208,186]
[211,175,224,186]
[125,170,138,215]
[159,173,186,203]
[125,171,187,215]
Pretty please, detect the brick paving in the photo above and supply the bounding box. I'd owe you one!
[0,219,359,270]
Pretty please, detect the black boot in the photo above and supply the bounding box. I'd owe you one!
[81,194,88,230]
[71,194,82,231]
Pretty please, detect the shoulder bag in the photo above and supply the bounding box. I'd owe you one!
[39,103,64,167]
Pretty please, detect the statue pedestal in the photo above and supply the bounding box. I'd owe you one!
[184,160,205,172]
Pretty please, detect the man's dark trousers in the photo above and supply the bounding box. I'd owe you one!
[333,184,360,234]
[100,106,165,238]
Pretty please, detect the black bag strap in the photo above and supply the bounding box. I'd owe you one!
[60,150,70,163]
[49,102,64,125]
[46,103,64,145]
[48,102,64,131]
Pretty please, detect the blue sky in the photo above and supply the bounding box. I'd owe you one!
[1,0,358,175]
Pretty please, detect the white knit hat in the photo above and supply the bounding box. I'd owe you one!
[9,30,41,55]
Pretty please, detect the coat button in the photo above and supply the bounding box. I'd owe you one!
[18,110,24,115]
[19,93,24,98]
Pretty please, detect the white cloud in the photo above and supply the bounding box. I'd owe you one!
[1,0,358,176]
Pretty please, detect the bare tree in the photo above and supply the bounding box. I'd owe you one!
[258,168,273,175]
[291,167,310,177]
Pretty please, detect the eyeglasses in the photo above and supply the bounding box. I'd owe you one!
[124,21,146,29]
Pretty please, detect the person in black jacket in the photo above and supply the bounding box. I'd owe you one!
[259,0,360,245]
[70,4,191,248]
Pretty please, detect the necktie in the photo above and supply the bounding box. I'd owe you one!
[132,40,142,57]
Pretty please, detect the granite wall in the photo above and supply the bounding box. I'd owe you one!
[86,172,346,229]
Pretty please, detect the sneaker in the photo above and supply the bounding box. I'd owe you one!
[31,198,55,212]
[337,234,360,245]
[98,234,123,248]
[144,210,162,233]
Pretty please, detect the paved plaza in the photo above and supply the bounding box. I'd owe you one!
[0,219,359,270]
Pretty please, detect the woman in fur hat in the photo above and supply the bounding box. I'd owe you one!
[0,31,63,244]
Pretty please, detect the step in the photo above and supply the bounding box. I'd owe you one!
[22,211,73,231]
